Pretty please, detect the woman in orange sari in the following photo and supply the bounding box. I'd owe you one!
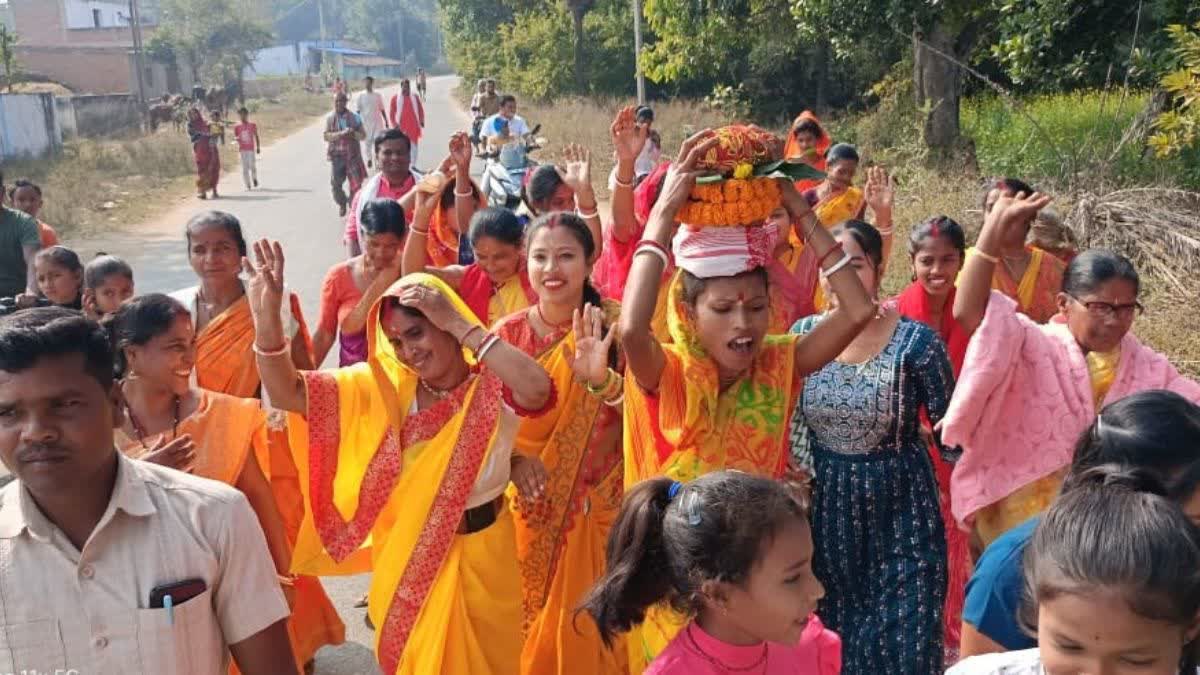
[617,131,875,672]
[493,213,627,675]
[246,238,554,674]
[961,178,1066,324]
[107,294,337,673]
[783,110,831,193]
[169,210,343,664]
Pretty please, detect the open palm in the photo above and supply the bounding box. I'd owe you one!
[569,304,615,386]
[243,239,286,323]
[560,144,592,194]
[611,106,648,164]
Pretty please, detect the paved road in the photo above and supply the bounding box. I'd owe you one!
[65,74,477,675]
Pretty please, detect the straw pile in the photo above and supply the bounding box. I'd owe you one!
[1066,188,1200,298]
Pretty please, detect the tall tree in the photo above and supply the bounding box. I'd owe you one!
[155,0,274,85]
[565,0,595,92]
[0,25,19,93]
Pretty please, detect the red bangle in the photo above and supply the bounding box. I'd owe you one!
[818,241,844,268]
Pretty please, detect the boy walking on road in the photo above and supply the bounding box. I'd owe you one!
[234,107,261,189]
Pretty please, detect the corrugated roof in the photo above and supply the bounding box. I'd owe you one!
[311,46,375,56]
[343,54,404,67]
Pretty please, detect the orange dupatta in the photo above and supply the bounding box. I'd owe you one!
[286,274,515,674]
[784,110,831,193]
[965,246,1066,324]
[495,305,627,675]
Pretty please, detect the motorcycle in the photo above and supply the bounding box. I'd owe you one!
[479,123,544,210]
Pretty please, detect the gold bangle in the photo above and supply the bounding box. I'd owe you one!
[585,368,615,396]
[974,249,1000,264]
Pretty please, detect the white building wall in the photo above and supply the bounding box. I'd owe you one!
[63,0,130,29]
[248,43,308,79]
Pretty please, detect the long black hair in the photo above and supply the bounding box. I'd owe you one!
[1061,249,1140,297]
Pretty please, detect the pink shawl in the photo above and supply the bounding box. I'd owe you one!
[944,291,1200,527]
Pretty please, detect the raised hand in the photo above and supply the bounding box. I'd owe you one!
[395,283,469,336]
[611,105,649,164]
[985,191,1052,240]
[559,143,593,196]
[449,131,473,173]
[653,129,719,221]
[243,239,286,324]
[864,165,895,217]
[141,433,196,473]
[567,303,616,387]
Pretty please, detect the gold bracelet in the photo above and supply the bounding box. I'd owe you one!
[585,369,616,396]
[974,249,1000,264]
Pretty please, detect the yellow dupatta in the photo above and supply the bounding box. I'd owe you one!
[286,273,511,674]
[496,303,627,675]
[623,274,801,487]
[973,343,1125,546]
[813,185,864,229]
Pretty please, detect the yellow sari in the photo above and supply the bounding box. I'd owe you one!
[622,276,803,672]
[972,345,1122,546]
[813,186,864,229]
[286,274,521,675]
[495,304,628,675]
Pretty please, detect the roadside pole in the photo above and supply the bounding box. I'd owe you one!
[633,0,645,105]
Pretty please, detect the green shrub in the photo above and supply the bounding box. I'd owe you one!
[962,90,1200,188]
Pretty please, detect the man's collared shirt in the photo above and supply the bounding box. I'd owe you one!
[0,452,289,674]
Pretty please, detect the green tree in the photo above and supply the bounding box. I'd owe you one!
[155,0,274,86]
[1149,22,1200,158]
[344,0,440,67]
[0,25,19,93]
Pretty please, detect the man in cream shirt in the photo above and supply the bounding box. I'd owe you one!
[0,308,296,674]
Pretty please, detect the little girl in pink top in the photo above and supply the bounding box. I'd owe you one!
[581,471,842,674]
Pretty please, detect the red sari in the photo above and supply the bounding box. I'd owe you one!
[188,116,220,192]
[893,280,970,661]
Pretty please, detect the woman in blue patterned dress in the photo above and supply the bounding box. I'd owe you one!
[789,219,954,674]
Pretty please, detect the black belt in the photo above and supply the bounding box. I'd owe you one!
[458,496,502,534]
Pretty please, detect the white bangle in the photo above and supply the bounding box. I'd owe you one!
[820,254,854,279]
[253,339,291,357]
[476,334,501,361]
[576,207,599,220]
[612,175,635,189]
[634,244,670,267]
[876,227,894,236]
[604,392,625,407]
[454,188,474,198]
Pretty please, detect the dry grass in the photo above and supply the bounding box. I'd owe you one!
[3,87,331,238]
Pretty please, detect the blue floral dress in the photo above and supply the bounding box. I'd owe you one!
[790,315,954,674]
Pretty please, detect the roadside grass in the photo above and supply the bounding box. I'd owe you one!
[3,87,331,239]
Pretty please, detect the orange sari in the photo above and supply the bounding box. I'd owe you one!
[966,246,1066,324]
[622,276,803,673]
[117,391,345,671]
[171,285,344,666]
[495,305,628,675]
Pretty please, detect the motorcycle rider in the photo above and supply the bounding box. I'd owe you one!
[481,95,530,153]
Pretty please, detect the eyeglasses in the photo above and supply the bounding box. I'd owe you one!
[1068,295,1144,319]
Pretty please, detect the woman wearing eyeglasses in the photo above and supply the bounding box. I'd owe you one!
[945,191,1200,553]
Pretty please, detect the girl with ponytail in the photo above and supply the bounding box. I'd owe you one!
[581,471,841,674]
[951,463,1200,674]
[491,212,628,674]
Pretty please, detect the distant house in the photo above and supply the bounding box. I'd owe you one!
[5,0,190,97]
[248,40,404,81]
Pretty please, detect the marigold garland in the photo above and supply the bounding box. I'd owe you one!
[678,177,782,227]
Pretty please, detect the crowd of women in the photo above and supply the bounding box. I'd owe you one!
[19,102,1200,675]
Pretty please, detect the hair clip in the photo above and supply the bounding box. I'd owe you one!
[667,481,683,500]
[683,491,703,526]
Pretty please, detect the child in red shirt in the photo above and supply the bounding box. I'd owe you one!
[234,107,261,189]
